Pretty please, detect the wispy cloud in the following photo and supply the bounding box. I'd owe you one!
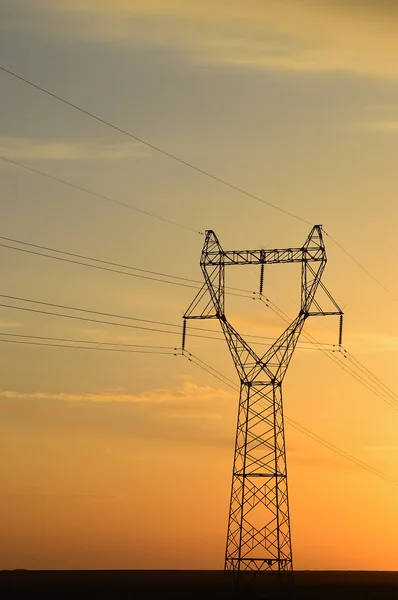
[363,445,398,452]
[359,121,398,133]
[361,445,398,465]
[347,332,398,353]
[288,449,360,471]
[0,136,148,161]
[0,490,118,500]
[29,0,398,79]
[0,485,125,502]
[0,381,233,416]
[228,310,338,349]
[0,382,235,446]
[0,320,23,329]
[363,103,398,112]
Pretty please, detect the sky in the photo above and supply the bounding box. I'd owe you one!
[1,0,398,571]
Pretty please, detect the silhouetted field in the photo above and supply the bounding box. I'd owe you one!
[1,569,398,598]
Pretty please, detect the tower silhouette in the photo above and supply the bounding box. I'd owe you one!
[183,225,342,574]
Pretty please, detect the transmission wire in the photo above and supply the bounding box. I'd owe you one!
[0,155,202,236]
[0,337,177,355]
[0,331,176,349]
[324,230,398,304]
[0,236,252,297]
[2,65,398,303]
[0,292,333,349]
[183,352,398,486]
[261,297,398,413]
[0,65,311,227]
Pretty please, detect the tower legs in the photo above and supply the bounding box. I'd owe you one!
[225,381,292,573]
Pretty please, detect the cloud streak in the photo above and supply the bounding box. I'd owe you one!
[0,488,121,501]
[359,121,398,133]
[347,332,398,353]
[0,381,233,412]
[0,382,235,446]
[0,136,148,161]
[29,0,398,79]
[0,320,23,328]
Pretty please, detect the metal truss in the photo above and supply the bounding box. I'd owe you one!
[183,225,342,575]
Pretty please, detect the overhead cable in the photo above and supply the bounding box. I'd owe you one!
[0,331,176,349]
[0,292,336,349]
[261,297,398,413]
[1,65,396,302]
[0,65,311,227]
[0,337,177,355]
[184,352,398,486]
[0,155,202,236]
[324,230,398,304]
[0,235,252,297]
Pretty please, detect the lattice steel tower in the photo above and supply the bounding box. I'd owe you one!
[183,225,342,575]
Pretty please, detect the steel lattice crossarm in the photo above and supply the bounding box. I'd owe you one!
[203,241,324,266]
[182,225,343,576]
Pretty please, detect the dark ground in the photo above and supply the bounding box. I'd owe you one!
[1,569,398,599]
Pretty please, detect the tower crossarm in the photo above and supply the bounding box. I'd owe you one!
[202,243,325,268]
[184,226,340,383]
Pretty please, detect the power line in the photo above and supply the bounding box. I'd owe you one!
[264,297,398,411]
[261,296,398,413]
[0,236,365,354]
[184,352,398,486]
[12,330,394,484]
[0,292,336,349]
[2,292,392,406]
[2,298,395,484]
[284,416,398,486]
[0,155,202,236]
[183,350,237,391]
[0,241,200,290]
[344,348,398,402]
[324,230,398,305]
[0,331,176,349]
[0,302,185,336]
[343,349,398,409]
[0,299,232,342]
[0,235,253,297]
[186,354,236,391]
[5,323,395,484]
[2,66,397,304]
[0,235,200,284]
[0,65,311,227]
[0,293,185,329]
[3,237,393,399]
[0,337,177,355]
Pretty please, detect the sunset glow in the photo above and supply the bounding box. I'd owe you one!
[1,0,398,572]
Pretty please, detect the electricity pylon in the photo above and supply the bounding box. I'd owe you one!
[183,225,342,575]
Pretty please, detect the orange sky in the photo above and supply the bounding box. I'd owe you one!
[0,0,398,571]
